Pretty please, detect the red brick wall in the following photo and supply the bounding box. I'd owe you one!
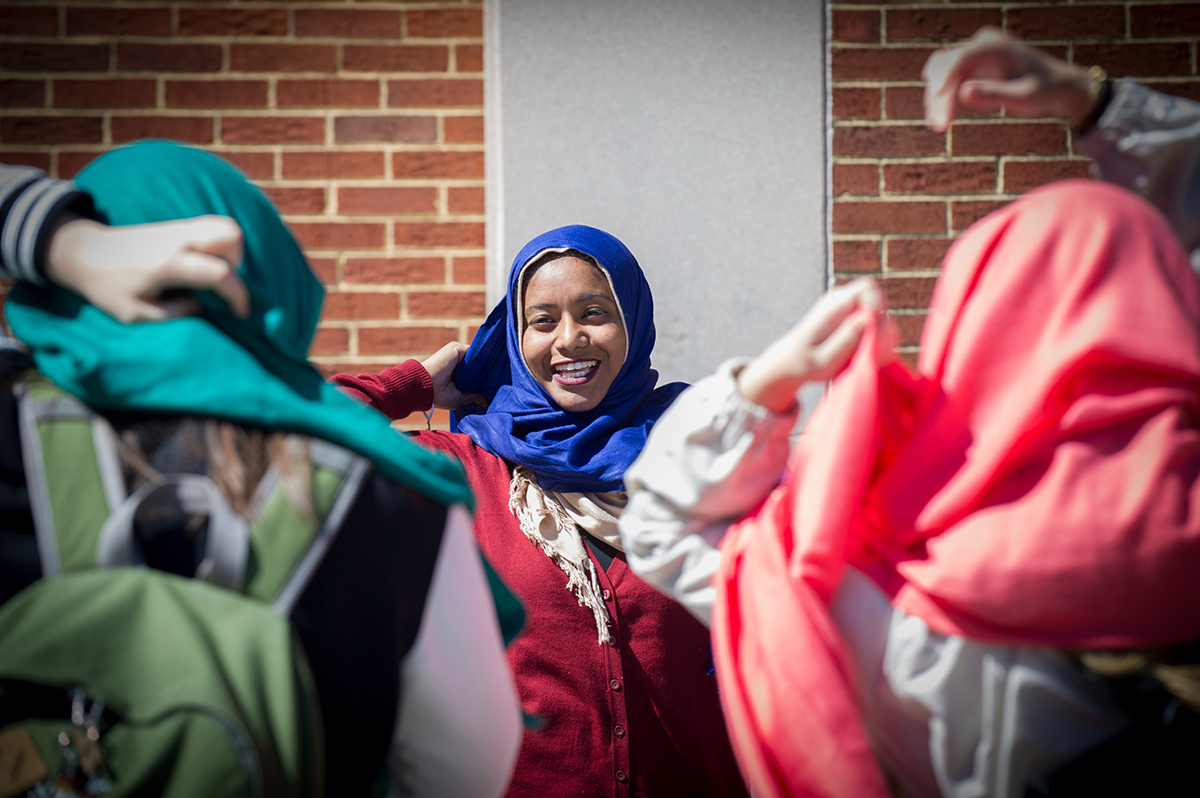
[830,1,1200,365]
[0,0,484,425]
[6,2,1199,395]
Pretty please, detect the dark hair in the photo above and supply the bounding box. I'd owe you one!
[518,248,603,299]
[6,351,311,521]
[114,417,311,520]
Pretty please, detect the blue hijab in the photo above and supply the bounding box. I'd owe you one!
[452,225,687,493]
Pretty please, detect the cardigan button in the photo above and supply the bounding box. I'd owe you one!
[616,771,628,784]
[602,588,612,601]
[609,679,621,691]
[614,725,625,738]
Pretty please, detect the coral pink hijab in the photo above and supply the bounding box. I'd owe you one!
[711,181,1200,798]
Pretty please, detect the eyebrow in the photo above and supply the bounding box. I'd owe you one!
[524,293,616,314]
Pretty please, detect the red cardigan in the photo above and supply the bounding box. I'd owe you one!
[333,362,749,798]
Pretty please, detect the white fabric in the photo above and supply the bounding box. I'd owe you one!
[1075,79,1200,269]
[389,505,522,798]
[621,359,796,625]
[830,568,1129,798]
[618,361,1132,797]
[555,489,627,552]
[508,466,624,645]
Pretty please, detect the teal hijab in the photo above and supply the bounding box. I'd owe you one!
[6,141,472,509]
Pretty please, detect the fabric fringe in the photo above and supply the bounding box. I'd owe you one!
[509,466,615,646]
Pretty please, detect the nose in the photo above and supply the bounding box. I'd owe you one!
[556,315,588,352]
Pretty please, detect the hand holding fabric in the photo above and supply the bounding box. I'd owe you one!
[712,180,1200,798]
[737,277,893,413]
[923,27,1096,132]
[421,341,488,411]
[45,215,250,323]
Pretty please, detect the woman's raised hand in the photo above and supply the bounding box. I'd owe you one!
[46,215,250,323]
[421,341,489,411]
[737,278,893,413]
[923,28,1096,132]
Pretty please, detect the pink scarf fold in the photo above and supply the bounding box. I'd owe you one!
[712,181,1200,798]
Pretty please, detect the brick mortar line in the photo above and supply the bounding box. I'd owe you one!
[838,194,1008,200]
[261,179,484,184]
[830,2,1183,6]
[831,38,1195,49]
[398,319,490,326]
[833,158,1089,166]
[199,109,484,113]
[21,38,489,45]
[0,127,483,144]
[2,1,478,5]
[833,234,954,240]
[833,156,1004,163]
[288,215,487,221]
[0,140,482,154]
[302,251,485,258]
[0,37,483,47]
[286,181,485,188]
[1,108,479,113]
[0,72,478,80]
[310,357,482,366]
[297,215,487,221]
[327,321,483,329]
[4,7,482,20]
[835,196,1024,202]
[833,118,1068,125]
[832,81,925,87]
[0,144,481,153]
[832,75,1200,90]
[2,105,487,117]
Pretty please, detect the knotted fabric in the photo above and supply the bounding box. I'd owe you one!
[452,225,687,493]
[711,181,1200,798]
[5,141,472,509]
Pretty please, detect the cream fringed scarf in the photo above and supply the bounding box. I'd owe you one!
[508,466,627,645]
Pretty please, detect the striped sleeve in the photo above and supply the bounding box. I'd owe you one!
[0,165,95,285]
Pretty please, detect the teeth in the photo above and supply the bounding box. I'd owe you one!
[555,360,597,373]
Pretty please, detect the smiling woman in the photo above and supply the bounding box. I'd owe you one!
[331,225,751,798]
[519,251,628,413]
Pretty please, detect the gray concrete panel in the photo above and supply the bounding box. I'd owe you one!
[488,0,828,389]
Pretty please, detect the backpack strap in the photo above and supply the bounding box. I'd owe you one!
[14,374,125,577]
[96,474,251,591]
[16,372,371,608]
[270,441,370,616]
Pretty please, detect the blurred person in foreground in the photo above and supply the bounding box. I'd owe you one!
[621,179,1200,798]
[0,142,521,798]
[616,30,1200,798]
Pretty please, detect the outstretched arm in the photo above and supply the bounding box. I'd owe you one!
[621,279,890,625]
[922,28,1100,133]
[331,341,487,420]
[923,29,1200,264]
